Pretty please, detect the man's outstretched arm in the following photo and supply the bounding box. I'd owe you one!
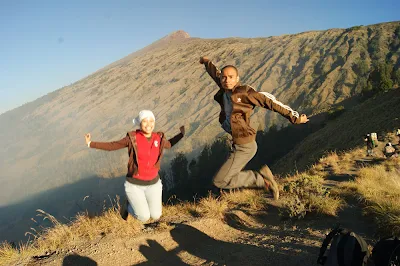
[247,89,309,124]
[199,56,222,88]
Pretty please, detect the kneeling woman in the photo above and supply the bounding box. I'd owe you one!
[84,110,185,222]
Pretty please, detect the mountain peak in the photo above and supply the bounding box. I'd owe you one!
[162,30,190,41]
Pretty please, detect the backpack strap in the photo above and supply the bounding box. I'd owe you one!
[337,232,369,266]
[317,227,345,265]
[336,232,349,266]
[388,237,400,264]
[354,233,369,264]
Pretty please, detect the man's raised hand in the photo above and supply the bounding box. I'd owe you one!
[199,56,209,64]
[299,114,309,124]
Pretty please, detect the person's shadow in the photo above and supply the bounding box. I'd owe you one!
[63,253,97,266]
[135,239,189,265]
[170,223,283,265]
[135,223,315,266]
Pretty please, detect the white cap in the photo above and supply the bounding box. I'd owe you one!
[133,110,155,126]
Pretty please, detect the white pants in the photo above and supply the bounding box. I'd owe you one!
[124,179,162,222]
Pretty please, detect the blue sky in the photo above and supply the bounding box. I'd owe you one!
[1,0,399,114]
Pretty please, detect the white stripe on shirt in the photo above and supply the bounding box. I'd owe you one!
[258,91,299,118]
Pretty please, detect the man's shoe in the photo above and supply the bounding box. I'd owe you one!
[259,165,279,200]
[120,198,129,220]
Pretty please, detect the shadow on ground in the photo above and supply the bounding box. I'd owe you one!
[135,223,317,266]
[62,254,97,266]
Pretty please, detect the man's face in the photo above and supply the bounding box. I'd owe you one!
[220,67,239,90]
[140,117,155,135]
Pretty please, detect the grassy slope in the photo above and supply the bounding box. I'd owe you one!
[273,89,400,175]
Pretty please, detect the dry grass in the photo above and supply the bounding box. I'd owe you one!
[383,156,400,171]
[198,193,230,218]
[0,241,37,266]
[163,200,201,219]
[314,148,365,176]
[0,197,143,266]
[281,173,344,219]
[319,151,340,166]
[308,194,344,216]
[306,151,340,176]
[340,158,400,234]
[163,190,269,222]
[30,199,143,249]
[222,189,268,211]
[195,190,270,218]
[340,148,365,168]
[0,190,270,265]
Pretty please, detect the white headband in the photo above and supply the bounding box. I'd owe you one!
[133,110,155,126]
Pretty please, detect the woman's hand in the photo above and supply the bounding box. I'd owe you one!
[85,133,91,145]
[179,126,185,136]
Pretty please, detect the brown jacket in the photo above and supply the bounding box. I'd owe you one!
[203,60,301,144]
[90,131,184,184]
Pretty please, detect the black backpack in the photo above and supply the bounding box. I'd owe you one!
[371,236,400,266]
[317,227,369,266]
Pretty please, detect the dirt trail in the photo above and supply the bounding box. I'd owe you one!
[28,154,385,266]
[320,151,388,247]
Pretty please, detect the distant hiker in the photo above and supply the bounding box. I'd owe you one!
[199,57,309,200]
[84,110,185,222]
[393,129,400,154]
[384,142,396,158]
[364,133,376,157]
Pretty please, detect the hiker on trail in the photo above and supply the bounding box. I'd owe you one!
[84,110,185,222]
[384,142,396,158]
[199,57,309,200]
[397,129,400,143]
[395,129,400,151]
[364,134,375,157]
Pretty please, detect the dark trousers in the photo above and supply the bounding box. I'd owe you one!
[213,141,265,189]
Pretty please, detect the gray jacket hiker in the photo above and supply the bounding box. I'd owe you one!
[200,57,309,199]
[384,143,396,158]
[364,134,374,156]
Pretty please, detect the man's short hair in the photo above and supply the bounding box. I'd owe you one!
[221,65,239,76]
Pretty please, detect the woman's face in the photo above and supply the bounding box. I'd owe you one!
[140,117,155,135]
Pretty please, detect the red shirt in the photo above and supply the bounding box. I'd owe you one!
[133,132,161,180]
